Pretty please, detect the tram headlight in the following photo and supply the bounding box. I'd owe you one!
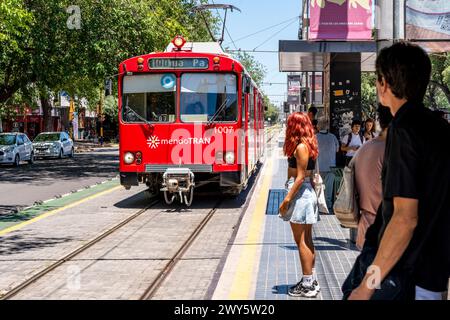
[123,152,135,164]
[225,151,235,164]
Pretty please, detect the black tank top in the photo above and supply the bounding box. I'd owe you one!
[288,155,315,170]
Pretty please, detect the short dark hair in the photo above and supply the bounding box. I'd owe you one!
[351,119,361,127]
[376,41,431,103]
[377,104,393,130]
[308,106,318,116]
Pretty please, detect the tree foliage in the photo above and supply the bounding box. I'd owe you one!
[232,51,267,87]
[361,72,377,119]
[426,53,450,111]
[0,0,217,125]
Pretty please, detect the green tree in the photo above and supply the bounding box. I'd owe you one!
[262,94,278,122]
[361,72,377,119]
[232,51,267,87]
[0,0,33,106]
[0,0,218,128]
[426,53,450,111]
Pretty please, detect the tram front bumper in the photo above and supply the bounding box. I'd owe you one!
[120,172,139,188]
[160,168,195,193]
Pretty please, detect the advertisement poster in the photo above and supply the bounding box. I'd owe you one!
[406,0,450,38]
[309,0,373,40]
[287,75,301,105]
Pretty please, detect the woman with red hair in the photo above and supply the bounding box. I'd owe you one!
[279,112,320,298]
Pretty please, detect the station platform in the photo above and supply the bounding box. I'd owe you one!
[212,132,359,300]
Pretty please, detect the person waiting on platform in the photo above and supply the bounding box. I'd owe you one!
[353,105,392,250]
[346,41,450,301]
[340,120,364,166]
[279,112,320,298]
[316,117,339,212]
[362,118,377,141]
[307,106,318,122]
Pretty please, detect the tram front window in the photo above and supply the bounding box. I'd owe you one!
[180,73,237,123]
[122,74,176,123]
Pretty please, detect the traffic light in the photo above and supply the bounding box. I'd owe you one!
[105,79,112,96]
[301,89,307,105]
[284,102,290,113]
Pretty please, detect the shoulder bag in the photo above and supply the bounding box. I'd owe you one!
[313,160,329,214]
[333,159,359,228]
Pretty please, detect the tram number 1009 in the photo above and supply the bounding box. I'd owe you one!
[149,58,209,69]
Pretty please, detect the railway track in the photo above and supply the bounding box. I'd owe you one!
[0,197,160,300]
[1,131,278,300]
[140,199,223,300]
[1,196,223,300]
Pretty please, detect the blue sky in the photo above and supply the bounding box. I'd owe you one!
[205,0,302,107]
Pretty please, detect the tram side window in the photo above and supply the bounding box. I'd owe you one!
[122,74,176,123]
[249,89,254,122]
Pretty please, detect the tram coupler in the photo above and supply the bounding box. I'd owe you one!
[160,168,195,206]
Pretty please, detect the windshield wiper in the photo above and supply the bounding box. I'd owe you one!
[125,97,154,126]
[207,98,229,125]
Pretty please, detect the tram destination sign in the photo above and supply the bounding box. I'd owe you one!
[149,58,209,69]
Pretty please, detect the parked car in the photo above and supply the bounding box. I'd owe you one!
[33,132,74,159]
[0,132,34,166]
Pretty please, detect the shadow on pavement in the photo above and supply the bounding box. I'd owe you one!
[0,233,75,256]
[113,162,263,210]
[0,152,118,184]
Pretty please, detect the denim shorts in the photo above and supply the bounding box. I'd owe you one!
[279,177,319,224]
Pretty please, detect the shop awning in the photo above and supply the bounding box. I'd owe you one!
[279,40,377,72]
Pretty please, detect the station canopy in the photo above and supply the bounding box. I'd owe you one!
[278,40,377,72]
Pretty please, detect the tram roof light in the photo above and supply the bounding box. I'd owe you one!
[213,56,220,64]
[172,36,186,49]
[137,57,144,64]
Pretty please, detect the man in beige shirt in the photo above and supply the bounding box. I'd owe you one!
[352,105,392,250]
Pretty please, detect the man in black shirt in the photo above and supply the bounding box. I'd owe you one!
[348,42,450,300]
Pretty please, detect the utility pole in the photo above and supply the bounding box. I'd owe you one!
[99,88,104,146]
[69,97,75,139]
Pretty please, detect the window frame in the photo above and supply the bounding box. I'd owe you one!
[179,72,239,124]
[121,73,177,124]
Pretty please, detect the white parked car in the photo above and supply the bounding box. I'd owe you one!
[0,132,34,166]
[33,132,74,159]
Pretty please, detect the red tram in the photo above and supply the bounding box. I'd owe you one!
[118,36,265,205]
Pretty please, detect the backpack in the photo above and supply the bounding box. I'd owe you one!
[345,132,364,147]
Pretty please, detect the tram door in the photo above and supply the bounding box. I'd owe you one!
[248,86,255,173]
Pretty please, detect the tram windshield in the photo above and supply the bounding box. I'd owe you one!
[180,73,237,123]
[122,74,176,123]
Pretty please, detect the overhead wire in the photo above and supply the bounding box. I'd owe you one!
[252,18,299,51]
[226,15,300,45]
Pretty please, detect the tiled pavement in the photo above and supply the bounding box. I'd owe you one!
[254,150,359,300]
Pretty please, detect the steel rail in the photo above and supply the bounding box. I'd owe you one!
[140,199,222,300]
[1,198,160,300]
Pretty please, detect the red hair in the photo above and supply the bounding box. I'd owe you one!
[283,112,318,160]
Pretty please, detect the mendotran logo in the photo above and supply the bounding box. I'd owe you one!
[147,135,211,149]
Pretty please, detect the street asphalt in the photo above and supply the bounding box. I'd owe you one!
[0,148,119,215]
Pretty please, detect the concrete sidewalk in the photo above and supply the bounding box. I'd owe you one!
[213,130,359,300]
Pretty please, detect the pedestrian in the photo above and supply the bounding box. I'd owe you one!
[353,105,392,250]
[362,118,376,141]
[347,41,450,300]
[307,106,318,122]
[340,120,364,166]
[279,112,320,298]
[312,119,318,134]
[315,117,339,212]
